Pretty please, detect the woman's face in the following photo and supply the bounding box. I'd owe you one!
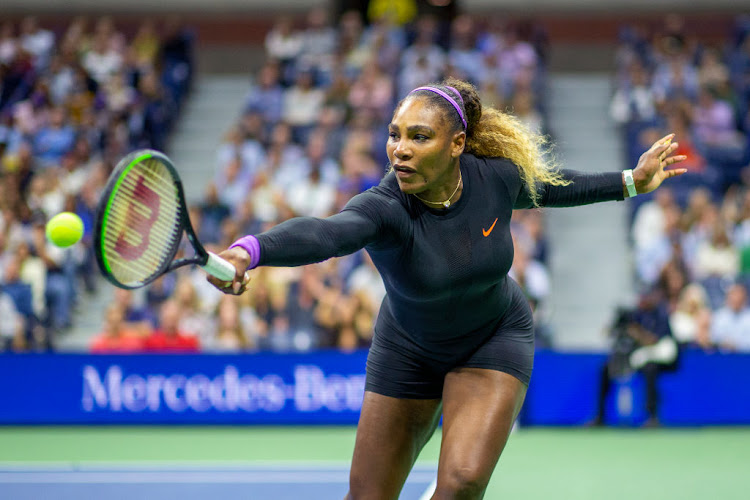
[386,96,465,196]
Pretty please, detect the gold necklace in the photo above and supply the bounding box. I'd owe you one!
[413,170,462,208]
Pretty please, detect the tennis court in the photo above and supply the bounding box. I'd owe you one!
[1,426,747,499]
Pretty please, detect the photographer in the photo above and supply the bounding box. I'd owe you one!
[593,290,678,427]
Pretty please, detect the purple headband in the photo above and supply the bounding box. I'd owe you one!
[410,86,467,129]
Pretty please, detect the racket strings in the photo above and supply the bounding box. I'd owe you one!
[102,157,182,286]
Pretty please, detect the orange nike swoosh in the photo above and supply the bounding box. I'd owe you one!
[482,218,498,237]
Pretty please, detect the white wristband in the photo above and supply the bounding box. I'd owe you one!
[623,169,637,198]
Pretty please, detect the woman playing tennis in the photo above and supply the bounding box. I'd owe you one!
[208,78,687,499]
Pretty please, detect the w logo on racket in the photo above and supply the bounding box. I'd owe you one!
[96,149,238,290]
[114,175,161,261]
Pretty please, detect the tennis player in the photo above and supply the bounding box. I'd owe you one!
[208,78,687,499]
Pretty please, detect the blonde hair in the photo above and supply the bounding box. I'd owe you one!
[467,107,569,206]
[411,78,570,207]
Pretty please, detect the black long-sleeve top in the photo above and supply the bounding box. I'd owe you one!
[256,154,624,357]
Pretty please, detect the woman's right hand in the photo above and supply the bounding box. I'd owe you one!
[206,246,253,295]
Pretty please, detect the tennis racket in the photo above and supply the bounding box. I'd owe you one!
[94,149,242,289]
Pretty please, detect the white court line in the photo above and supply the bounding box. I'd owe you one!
[0,471,347,484]
[0,470,437,485]
[418,477,437,500]
[0,461,438,471]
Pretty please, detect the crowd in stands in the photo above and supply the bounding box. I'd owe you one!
[612,15,750,353]
[0,15,194,351]
[88,8,555,354]
[8,10,749,358]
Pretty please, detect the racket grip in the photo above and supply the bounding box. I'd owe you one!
[202,252,239,282]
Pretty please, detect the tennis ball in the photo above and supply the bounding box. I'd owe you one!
[46,212,84,248]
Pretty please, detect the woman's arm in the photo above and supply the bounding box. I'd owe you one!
[256,210,380,267]
[207,189,394,294]
[514,169,626,209]
[514,133,687,209]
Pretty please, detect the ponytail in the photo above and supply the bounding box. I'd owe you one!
[446,78,570,207]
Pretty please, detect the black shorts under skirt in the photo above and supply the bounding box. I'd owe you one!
[365,282,535,399]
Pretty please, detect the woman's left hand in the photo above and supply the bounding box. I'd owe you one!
[632,133,688,195]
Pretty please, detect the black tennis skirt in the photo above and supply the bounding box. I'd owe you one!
[365,281,535,399]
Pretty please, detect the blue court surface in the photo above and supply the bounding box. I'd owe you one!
[0,463,437,500]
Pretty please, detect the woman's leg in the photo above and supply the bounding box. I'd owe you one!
[432,368,527,499]
[346,390,442,500]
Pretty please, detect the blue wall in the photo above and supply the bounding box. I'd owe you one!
[0,350,748,425]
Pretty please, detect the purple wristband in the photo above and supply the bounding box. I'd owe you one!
[229,235,261,270]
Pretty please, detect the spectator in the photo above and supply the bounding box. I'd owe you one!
[0,289,26,351]
[90,304,144,353]
[698,46,731,89]
[513,209,549,264]
[215,153,252,211]
[511,89,543,135]
[346,252,386,312]
[669,283,712,348]
[172,276,211,342]
[652,55,699,102]
[634,200,682,287]
[610,61,658,127]
[509,235,552,346]
[0,22,17,66]
[399,17,445,94]
[359,15,405,77]
[282,69,325,143]
[5,246,46,348]
[338,10,369,75]
[101,71,135,115]
[205,295,251,352]
[47,54,76,106]
[681,193,719,273]
[692,85,743,151]
[19,16,55,70]
[32,106,76,168]
[112,287,155,337]
[632,188,676,250]
[244,63,284,125]
[347,60,394,123]
[509,236,550,313]
[447,15,483,85]
[30,216,75,331]
[159,16,194,105]
[93,16,126,55]
[27,170,65,217]
[286,163,337,218]
[216,122,266,183]
[693,224,739,280]
[81,30,123,86]
[710,282,750,351]
[264,16,303,81]
[267,122,306,193]
[131,70,173,150]
[197,184,231,245]
[298,7,337,75]
[143,299,200,352]
[131,19,160,71]
[496,23,539,94]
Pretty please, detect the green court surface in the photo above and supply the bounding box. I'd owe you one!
[1,426,748,499]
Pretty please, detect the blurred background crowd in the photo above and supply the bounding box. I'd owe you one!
[0,9,553,354]
[0,15,194,350]
[612,15,750,355]
[1,8,749,361]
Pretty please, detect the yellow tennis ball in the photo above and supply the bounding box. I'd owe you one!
[46,212,84,248]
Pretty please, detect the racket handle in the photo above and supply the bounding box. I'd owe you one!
[202,251,239,282]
